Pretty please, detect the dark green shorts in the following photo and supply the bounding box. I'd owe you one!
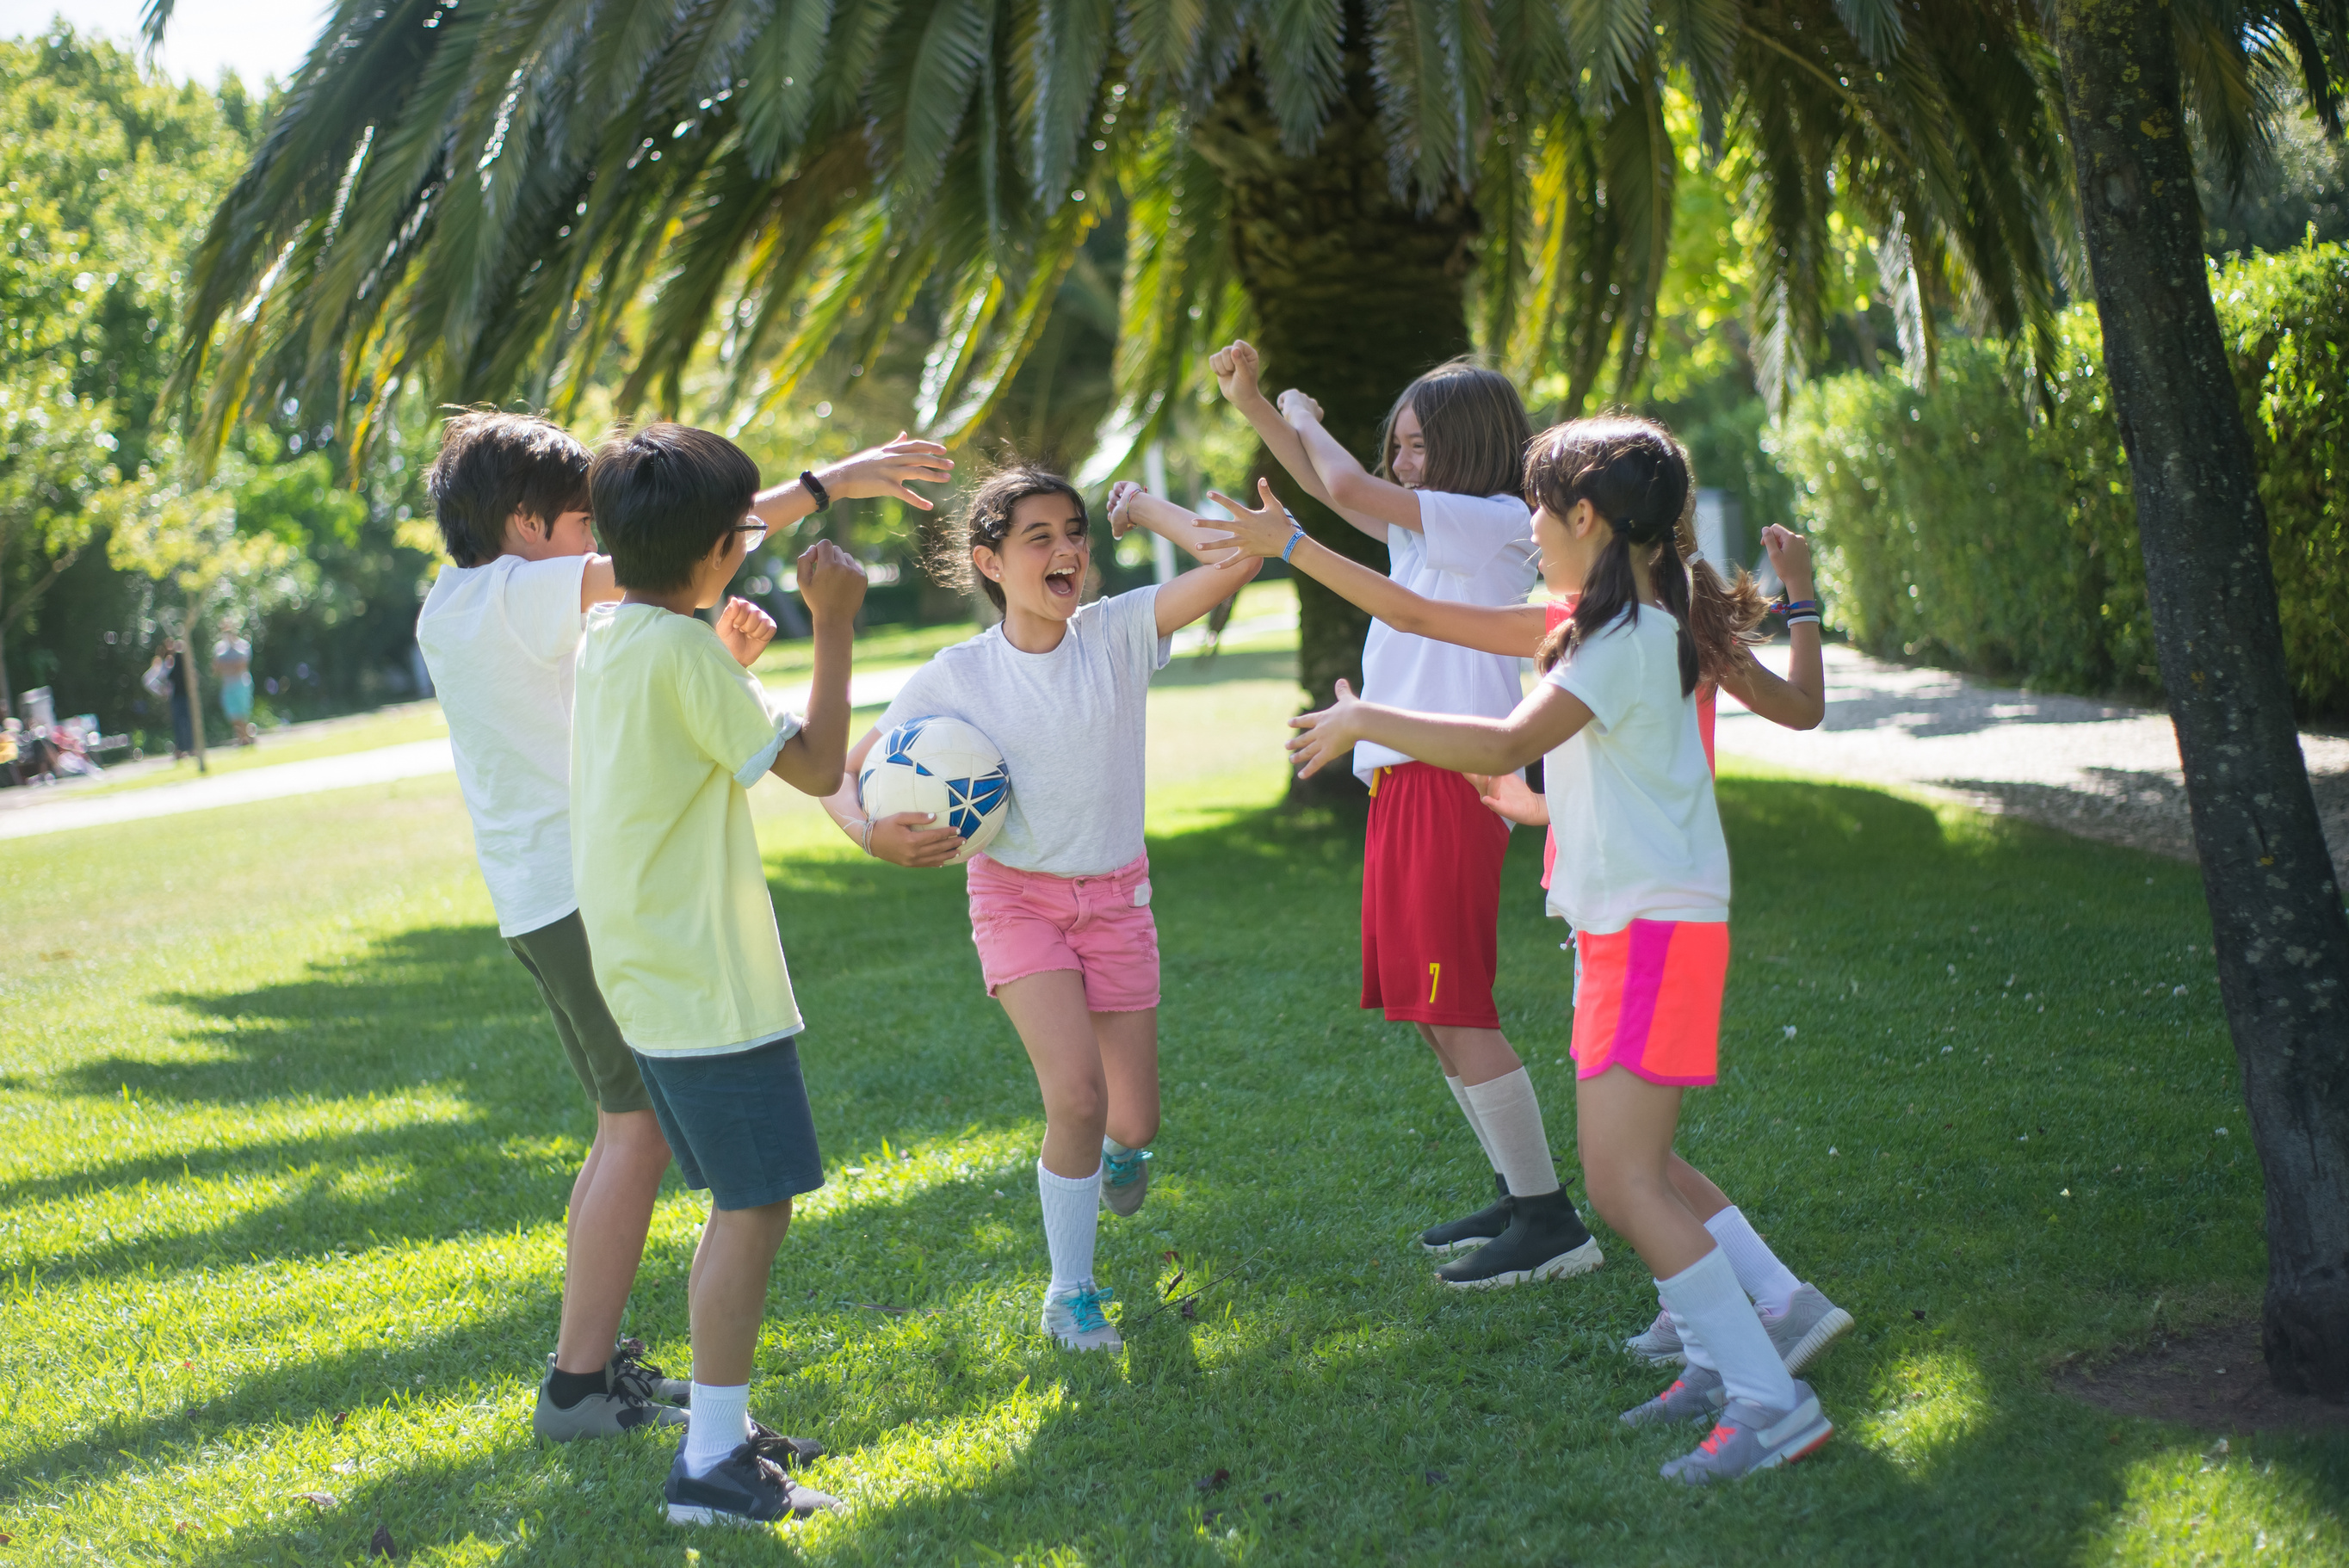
[505,910,653,1115]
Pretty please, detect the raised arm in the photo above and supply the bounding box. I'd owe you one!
[1105,483,1265,637]
[769,541,862,795]
[1277,392,1424,536]
[751,433,956,531]
[1210,340,1391,542]
[1288,678,1592,780]
[1197,478,1546,657]
[1710,525,1825,731]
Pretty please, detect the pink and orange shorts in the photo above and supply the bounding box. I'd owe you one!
[966,851,1160,1012]
[1570,919,1728,1086]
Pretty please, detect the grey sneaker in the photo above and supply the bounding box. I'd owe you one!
[1660,1384,1833,1484]
[1041,1281,1122,1352]
[1618,1363,1727,1428]
[533,1362,686,1442]
[1624,1305,1686,1367]
[609,1339,692,1405]
[1762,1286,1853,1374]
[1100,1139,1152,1217]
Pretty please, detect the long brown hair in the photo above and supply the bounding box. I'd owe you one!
[920,463,1087,612]
[1525,417,1697,693]
[1376,359,1533,498]
[1672,443,1771,686]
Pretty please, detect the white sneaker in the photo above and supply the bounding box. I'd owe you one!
[1624,1305,1687,1367]
[1040,1281,1122,1352]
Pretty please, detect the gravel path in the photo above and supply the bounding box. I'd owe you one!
[1716,645,2349,884]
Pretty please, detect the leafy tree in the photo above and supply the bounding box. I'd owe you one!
[159,0,2070,726]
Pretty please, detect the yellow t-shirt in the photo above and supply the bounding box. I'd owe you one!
[571,604,804,1055]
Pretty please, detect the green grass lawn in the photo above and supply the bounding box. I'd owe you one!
[2,633,2342,1565]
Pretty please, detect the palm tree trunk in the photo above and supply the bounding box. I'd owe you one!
[2050,0,2349,1400]
[1193,9,1477,795]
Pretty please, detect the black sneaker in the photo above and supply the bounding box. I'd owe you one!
[1418,1174,1512,1255]
[665,1432,842,1526]
[1435,1188,1604,1289]
[748,1420,826,1469]
[609,1338,692,1405]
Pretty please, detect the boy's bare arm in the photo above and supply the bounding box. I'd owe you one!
[751,435,955,530]
[770,540,866,795]
[579,555,622,610]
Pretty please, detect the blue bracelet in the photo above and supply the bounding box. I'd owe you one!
[1281,528,1307,564]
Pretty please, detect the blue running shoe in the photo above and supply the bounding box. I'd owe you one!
[1042,1281,1122,1351]
[1100,1138,1153,1217]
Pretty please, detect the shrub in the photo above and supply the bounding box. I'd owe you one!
[1771,244,2349,717]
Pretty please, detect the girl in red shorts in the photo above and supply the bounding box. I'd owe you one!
[1209,343,1579,1288]
[1272,417,1836,1484]
[821,467,1252,1354]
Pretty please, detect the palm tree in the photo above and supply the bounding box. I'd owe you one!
[2037,0,2349,1402]
[154,0,2068,719]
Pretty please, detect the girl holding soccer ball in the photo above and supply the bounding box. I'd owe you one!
[819,467,1252,1353]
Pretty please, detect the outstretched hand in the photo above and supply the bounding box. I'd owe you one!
[1198,477,1299,566]
[1208,340,1263,405]
[715,596,777,667]
[1470,770,1548,826]
[868,810,965,867]
[1286,678,1364,779]
[828,433,955,510]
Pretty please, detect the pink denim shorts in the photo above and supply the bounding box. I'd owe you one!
[966,850,1160,1012]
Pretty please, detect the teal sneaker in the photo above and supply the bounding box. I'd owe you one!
[1100,1139,1153,1218]
[1041,1281,1122,1352]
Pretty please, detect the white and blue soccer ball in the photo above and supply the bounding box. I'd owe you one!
[857,716,1011,864]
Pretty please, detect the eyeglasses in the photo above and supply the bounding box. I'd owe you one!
[734,519,770,552]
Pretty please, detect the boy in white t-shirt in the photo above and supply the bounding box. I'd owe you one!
[416,411,949,1445]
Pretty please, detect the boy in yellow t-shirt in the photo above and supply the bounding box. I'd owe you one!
[572,423,867,1528]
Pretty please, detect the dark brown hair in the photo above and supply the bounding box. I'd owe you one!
[1526,416,1697,693]
[423,409,591,567]
[587,422,761,594]
[1672,449,1772,687]
[1376,359,1534,499]
[923,464,1087,612]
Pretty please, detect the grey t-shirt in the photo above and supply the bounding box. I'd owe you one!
[874,586,1171,877]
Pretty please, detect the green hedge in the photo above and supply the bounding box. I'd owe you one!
[1770,244,2349,716]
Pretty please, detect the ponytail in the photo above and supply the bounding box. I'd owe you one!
[1526,417,1698,694]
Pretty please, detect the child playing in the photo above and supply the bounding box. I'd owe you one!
[417,411,950,1448]
[819,466,1257,1353]
[1209,343,1587,1288]
[1193,470,1852,1379]
[570,421,876,1526]
[1275,417,1836,1482]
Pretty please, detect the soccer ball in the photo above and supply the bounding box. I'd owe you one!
[857,716,1011,864]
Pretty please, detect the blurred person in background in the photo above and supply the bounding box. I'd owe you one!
[213,630,257,745]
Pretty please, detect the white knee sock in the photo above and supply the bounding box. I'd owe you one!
[683,1382,752,1477]
[1462,1069,1559,1199]
[1656,1248,1798,1411]
[1036,1158,1102,1291]
[1444,1074,1504,1176]
[1703,1207,1802,1317]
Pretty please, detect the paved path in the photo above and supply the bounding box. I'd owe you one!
[1716,647,2349,882]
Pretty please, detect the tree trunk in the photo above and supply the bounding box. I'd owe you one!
[2050,0,2349,1400]
[1192,4,1477,797]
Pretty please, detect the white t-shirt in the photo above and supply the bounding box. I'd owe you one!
[874,587,1171,878]
[1355,491,1540,781]
[416,554,589,938]
[1541,607,1730,934]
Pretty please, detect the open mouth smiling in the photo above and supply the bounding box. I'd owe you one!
[1044,562,1079,600]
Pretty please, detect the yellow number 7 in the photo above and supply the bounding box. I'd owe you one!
[1427,960,1441,1004]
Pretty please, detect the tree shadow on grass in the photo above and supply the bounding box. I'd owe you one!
[20,775,2349,1562]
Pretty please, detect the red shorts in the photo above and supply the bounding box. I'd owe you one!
[967,851,1160,1012]
[1361,762,1508,1028]
[1570,920,1728,1086]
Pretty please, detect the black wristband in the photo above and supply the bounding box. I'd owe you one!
[800,470,831,512]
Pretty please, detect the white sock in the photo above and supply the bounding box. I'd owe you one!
[1037,1158,1101,1292]
[1704,1207,1802,1317]
[1656,1249,1798,1411]
[1462,1068,1559,1198]
[683,1382,752,1477]
[1672,1309,1715,1372]
[1444,1075,1504,1176]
